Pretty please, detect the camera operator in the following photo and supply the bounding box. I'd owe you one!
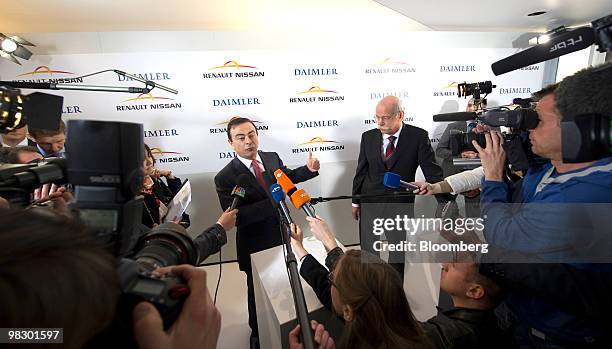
[474,63,612,347]
[28,120,66,159]
[436,98,493,217]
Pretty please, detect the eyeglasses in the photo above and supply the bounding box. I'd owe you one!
[374,114,398,122]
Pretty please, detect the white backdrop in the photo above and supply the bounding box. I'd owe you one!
[1,48,544,174]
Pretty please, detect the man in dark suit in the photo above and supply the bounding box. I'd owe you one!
[214,117,319,348]
[352,96,444,278]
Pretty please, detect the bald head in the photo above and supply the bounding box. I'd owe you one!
[375,96,404,135]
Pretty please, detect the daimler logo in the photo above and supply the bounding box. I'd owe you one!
[294,67,339,76]
[14,65,83,83]
[364,58,416,74]
[369,90,410,100]
[118,72,171,81]
[116,93,181,111]
[144,129,180,138]
[432,82,459,97]
[203,60,264,79]
[499,87,532,94]
[296,120,339,128]
[292,137,345,154]
[212,97,261,107]
[439,65,477,73]
[150,147,190,164]
[289,86,344,103]
[209,117,269,134]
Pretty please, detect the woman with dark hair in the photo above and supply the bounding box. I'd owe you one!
[290,223,432,349]
[141,144,190,228]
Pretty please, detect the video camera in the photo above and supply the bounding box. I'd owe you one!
[434,81,541,172]
[0,87,227,344]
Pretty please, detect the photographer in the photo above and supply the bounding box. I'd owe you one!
[474,64,612,347]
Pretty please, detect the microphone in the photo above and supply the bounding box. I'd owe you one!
[433,112,478,122]
[229,174,250,210]
[491,26,595,75]
[229,186,246,210]
[383,172,418,191]
[270,183,294,225]
[274,169,316,217]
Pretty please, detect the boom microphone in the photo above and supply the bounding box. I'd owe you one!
[270,183,295,225]
[274,169,316,217]
[433,112,477,122]
[491,26,595,75]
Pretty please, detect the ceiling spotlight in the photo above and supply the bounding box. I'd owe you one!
[1,38,18,53]
[0,34,35,65]
[528,26,566,46]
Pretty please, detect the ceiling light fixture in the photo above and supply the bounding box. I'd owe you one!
[0,34,35,65]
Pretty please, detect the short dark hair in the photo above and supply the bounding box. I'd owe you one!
[532,83,559,101]
[29,119,66,139]
[555,62,612,121]
[0,209,120,349]
[5,145,41,164]
[226,117,257,141]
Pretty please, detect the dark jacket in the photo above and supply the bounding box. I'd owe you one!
[435,121,468,177]
[141,176,190,229]
[352,124,445,205]
[214,151,317,271]
[422,307,517,349]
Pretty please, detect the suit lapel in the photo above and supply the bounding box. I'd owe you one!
[373,129,386,170]
[385,123,406,170]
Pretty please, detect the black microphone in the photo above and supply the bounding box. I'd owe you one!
[383,172,418,191]
[433,112,478,122]
[229,174,250,210]
[270,183,295,225]
[492,26,595,75]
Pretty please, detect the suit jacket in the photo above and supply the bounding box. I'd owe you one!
[214,151,318,271]
[436,121,468,177]
[352,124,444,204]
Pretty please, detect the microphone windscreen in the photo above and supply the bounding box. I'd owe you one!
[491,26,594,75]
[270,183,285,203]
[433,112,477,122]
[289,188,311,209]
[383,172,401,189]
[274,169,296,194]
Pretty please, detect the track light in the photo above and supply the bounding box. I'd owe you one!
[0,34,35,65]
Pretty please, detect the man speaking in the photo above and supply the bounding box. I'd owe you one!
[214,117,319,349]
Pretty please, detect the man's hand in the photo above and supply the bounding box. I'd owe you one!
[472,131,506,182]
[351,206,360,221]
[306,216,338,252]
[306,151,320,172]
[289,320,335,349]
[217,208,238,231]
[410,181,435,195]
[460,151,478,159]
[132,265,221,349]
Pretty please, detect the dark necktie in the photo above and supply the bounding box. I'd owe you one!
[252,159,267,189]
[384,135,396,162]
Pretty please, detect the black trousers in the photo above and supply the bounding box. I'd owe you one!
[244,268,258,338]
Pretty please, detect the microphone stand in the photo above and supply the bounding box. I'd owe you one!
[277,214,315,349]
[310,191,416,204]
